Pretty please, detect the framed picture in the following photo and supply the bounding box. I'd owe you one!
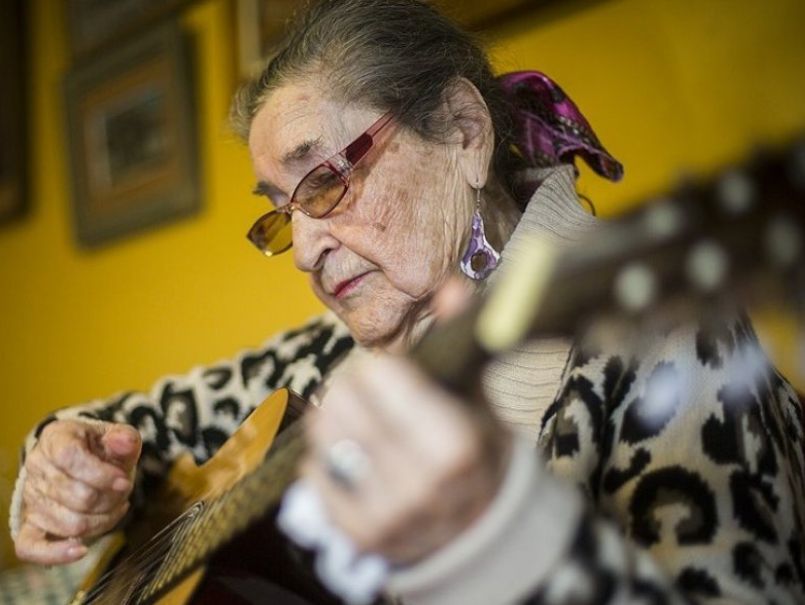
[436,0,547,29]
[237,0,298,78]
[235,0,557,79]
[66,0,189,58]
[0,0,27,225]
[65,21,200,247]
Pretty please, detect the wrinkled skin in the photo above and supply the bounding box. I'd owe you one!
[305,353,509,563]
[15,420,141,564]
[248,78,517,351]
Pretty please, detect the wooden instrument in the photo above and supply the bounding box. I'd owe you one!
[70,390,326,604]
[72,140,805,604]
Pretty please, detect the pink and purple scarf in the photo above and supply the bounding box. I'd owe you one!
[498,70,623,194]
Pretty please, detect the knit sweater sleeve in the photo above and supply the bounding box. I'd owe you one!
[390,314,805,604]
[534,313,805,603]
[9,312,354,539]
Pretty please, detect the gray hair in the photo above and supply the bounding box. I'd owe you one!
[230,0,525,204]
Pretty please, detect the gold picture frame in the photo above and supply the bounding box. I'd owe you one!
[65,21,201,247]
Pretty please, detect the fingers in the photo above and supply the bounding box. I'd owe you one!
[347,357,481,462]
[14,523,87,566]
[16,419,140,558]
[432,276,475,321]
[38,421,134,491]
[25,489,129,540]
[302,457,389,552]
[98,424,142,473]
[304,356,505,563]
[25,449,127,514]
[310,377,399,458]
[314,356,483,487]
[24,457,128,513]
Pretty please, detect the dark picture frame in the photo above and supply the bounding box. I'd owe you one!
[236,0,552,79]
[0,0,28,225]
[65,21,200,247]
[236,0,298,78]
[66,0,190,58]
[436,0,548,29]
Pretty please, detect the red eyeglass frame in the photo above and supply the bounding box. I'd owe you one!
[247,110,395,256]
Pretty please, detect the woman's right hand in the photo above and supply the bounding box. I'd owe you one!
[14,419,142,565]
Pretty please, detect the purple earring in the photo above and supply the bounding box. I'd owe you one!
[460,186,501,280]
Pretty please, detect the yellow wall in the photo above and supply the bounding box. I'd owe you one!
[0,0,803,568]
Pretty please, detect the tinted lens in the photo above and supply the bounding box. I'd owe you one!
[294,164,346,217]
[247,211,293,256]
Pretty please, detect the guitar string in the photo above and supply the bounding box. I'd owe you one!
[136,424,306,603]
[80,426,290,604]
[81,424,302,603]
[136,425,306,603]
[80,506,200,605]
[80,422,305,604]
[80,483,228,605]
[85,544,169,605]
[81,498,217,605]
[80,484,222,605]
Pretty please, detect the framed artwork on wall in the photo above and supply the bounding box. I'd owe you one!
[236,0,298,78]
[64,21,200,247]
[0,0,28,225]
[436,0,548,29]
[66,0,190,58]
[235,0,556,80]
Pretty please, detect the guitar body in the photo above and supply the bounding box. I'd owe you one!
[73,389,343,605]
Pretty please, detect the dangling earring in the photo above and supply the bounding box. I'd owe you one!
[460,185,501,280]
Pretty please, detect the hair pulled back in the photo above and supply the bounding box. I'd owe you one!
[230,0,525,205]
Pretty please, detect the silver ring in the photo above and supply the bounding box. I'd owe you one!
[324,439,371,490]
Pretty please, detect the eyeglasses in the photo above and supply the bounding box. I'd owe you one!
[247,111,395,256]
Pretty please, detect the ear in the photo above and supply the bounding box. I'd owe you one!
[443,78,494,188]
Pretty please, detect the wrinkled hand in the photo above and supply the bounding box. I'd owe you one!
[302,356,511,565]
[15,419,142,565]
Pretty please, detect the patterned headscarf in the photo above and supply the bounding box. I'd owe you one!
[498,70,624,194]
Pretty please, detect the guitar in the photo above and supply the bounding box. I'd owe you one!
[71,139,805,604]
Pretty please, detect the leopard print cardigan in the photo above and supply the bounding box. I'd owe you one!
[10,310,805,603]
[534,313,805,604]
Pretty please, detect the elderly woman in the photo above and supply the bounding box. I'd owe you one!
[11,0,805,603]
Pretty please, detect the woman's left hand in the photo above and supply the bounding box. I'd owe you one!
[301,355,512,565]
